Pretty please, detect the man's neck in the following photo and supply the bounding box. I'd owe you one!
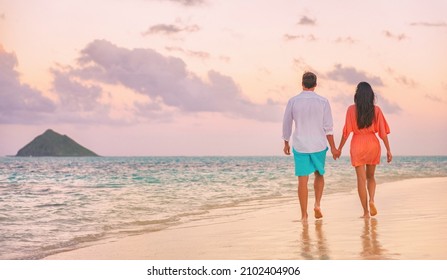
[302,87,315,91]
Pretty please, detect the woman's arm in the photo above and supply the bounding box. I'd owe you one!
[337,135,348,155]
[326,134,339,159]
[381,135,392,163]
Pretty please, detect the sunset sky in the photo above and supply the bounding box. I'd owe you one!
[1,0,446,156]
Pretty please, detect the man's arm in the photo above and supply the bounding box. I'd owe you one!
[282,100,293,155]
[283,140,291,155]
[324,101,339,159]
[326,134,340,159]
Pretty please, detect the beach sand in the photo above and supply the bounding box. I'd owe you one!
[44,177,447,260]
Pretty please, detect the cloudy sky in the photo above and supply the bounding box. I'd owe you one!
[1,0,446,156]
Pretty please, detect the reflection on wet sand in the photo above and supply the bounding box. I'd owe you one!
[360,218,388,259]
[299,220,330,259]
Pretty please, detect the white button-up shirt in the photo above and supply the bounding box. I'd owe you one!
[282,91,334,153]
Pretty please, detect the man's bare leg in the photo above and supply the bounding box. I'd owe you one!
[298,176,309,221]
[314,172,324,218]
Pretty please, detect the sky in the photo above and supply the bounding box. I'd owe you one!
[1,0,446,156]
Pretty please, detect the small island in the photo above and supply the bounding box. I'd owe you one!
[16,129,99,157]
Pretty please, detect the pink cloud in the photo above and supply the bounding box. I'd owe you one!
[383,30,408,41]
[0,46,55,124]
[326,64,384,87]
[297,16,316,26]
[52,69,103,112]
[68,40,282,122]
[142,23,200,36]
[159,0,206,6]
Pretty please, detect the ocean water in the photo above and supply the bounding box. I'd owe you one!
[0,156,446,259]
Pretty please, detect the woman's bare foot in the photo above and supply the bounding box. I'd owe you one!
[369,202,377,216]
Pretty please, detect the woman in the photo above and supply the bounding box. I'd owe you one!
[338,82,392,218]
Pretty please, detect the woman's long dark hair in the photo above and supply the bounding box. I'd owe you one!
[354,82,375,129]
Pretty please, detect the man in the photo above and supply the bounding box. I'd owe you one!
[282,72,339,222]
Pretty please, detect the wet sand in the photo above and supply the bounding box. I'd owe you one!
[44,177,447,260]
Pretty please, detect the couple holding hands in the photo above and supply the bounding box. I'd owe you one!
[282,72,392,221]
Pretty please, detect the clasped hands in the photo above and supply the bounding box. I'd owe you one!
[284,142,342,160]
[331,147,341,160]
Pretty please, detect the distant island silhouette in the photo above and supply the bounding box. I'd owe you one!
[16,129,99,157]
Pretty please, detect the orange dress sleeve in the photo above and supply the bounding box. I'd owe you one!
[374,106,390,139]
[342,105,355,138]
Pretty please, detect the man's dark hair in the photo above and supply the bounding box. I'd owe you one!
[302,72,317,88]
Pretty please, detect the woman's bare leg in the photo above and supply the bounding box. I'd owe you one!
[366,164,377,215]
[355,165,370,218]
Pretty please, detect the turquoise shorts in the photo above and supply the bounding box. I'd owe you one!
[293,147,328,176]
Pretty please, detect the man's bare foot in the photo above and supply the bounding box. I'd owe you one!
[369,202,377,216]
[314,207,323,219]
[301,214,309,222]
[361,212,370,219]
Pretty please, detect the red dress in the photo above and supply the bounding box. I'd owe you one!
[343,105,390,166]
